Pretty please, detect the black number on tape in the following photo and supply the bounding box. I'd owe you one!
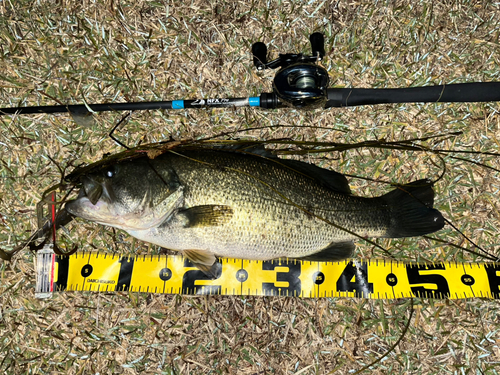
[54,256,69,291]
[116,257,135,291]
[484,264,500,298]
[336,261,374,297]
[182,259,222,295]
[262,259,301,296]
[406,264,450,298]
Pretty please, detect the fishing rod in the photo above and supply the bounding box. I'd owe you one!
[1,33,500,116]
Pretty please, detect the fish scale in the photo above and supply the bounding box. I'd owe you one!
[162,151,360,255]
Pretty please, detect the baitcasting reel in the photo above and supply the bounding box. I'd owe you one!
[252,32,329,110]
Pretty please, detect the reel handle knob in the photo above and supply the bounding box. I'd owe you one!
[252,42,268,70]
[309,32,325,59]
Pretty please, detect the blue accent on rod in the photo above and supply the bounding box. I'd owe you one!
[172,100,184,109]
[249,97,260,107]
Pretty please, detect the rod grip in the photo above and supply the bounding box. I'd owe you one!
[325,82,500,108]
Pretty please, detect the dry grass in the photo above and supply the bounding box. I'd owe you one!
[1,0,500,374]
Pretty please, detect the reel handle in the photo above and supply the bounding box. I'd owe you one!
[252,42,267,70]
[309,32,325,59]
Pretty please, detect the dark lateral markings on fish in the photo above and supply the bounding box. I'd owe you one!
[44,253,500,299]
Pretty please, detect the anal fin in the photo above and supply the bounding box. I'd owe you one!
[297,241,355,261]
[183,249,222,279]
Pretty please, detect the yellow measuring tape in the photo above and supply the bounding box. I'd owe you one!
[35,247,500,299]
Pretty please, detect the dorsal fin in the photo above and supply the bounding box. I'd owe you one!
[214,143,351,194]
[214,143,277,159]
[276,159,351,194]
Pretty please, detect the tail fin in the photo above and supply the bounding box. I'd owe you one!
[382,179,444,238]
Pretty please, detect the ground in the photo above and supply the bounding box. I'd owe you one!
[0,0,500,374]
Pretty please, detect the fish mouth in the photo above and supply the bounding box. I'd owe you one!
[64,176,110,220]
[65,189,108,216]
[64,183,155,231]
[82,175,103,205]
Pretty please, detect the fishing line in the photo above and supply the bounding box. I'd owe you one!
[108,112,133,149]
[348,299,415,375]
[27,142,500,299]
[6,133,496,286]
[423,235,498,263]
[2,30,499,302]
[31,134,488,267]
[440,218,498,262]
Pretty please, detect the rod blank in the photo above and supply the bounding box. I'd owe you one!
[1,82,500,115]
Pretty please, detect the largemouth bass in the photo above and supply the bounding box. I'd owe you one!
[65,145,444,276]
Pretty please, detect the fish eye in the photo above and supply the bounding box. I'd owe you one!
[105,166,116,178]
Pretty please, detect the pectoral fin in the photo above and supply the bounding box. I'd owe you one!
[183,249,222,279]
[180,205,233,228]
